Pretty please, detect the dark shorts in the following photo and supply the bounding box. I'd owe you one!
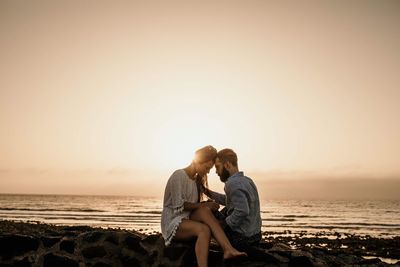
[213,209,261,249]
[225,226,261,248]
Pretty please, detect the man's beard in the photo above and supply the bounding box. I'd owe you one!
[219,167,231,182]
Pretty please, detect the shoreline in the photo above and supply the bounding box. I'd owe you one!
[1,220,399,266]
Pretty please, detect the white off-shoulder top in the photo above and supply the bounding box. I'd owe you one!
[161,169,198,246]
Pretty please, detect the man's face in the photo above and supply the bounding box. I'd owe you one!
[215,158,230,182]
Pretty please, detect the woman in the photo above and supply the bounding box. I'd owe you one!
[161,145,246,267]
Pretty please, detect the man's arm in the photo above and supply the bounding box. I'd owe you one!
[225,186,250,229]
[203,187,226,206]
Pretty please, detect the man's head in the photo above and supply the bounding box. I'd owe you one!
[215,148,238,182]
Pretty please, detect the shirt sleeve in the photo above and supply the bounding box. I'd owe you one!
[168,172,185,214]
[206,189,226,206]
[225,184,250,229]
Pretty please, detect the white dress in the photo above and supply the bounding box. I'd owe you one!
[161,169,199,246]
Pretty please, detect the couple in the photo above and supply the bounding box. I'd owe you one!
[161,146,262,267]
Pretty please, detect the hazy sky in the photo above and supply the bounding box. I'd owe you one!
[1,0,399,197]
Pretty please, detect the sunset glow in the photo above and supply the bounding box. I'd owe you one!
[1,0,399,198]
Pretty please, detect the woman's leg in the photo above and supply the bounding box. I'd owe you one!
[190,206,247,260]
[174,219,211,267]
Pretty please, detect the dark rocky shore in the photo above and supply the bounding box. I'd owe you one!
[1,220,399,267]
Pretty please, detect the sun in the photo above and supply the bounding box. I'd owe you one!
[144,109,226,170]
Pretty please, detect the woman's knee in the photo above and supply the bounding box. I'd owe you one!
[197,205,213,216]
[197,223,211,238]
[190,205,215,223]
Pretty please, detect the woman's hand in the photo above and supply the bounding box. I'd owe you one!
[202,200,219,211]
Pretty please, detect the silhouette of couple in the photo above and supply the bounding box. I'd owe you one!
[161,146,261,267]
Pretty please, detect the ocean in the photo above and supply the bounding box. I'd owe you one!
[0,194,399,238]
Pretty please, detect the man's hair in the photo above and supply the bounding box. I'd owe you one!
[217,148,238,167]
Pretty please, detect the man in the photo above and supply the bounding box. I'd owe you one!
[203,148,262,249]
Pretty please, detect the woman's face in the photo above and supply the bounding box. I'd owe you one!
[195,160,214,177]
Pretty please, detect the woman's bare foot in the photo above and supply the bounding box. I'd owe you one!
[223,249,247,260]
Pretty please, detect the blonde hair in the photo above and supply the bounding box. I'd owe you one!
[193,145,217,201]
[194,145,217,164]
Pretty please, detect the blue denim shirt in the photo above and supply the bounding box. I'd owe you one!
[207,172,261,237]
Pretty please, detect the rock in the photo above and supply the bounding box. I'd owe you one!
[81,232,104,243]
[180,247,196,267]
[41,236,61,248]
[289,256,313,267]
[2,221,399,267]
[121,256,141,267]
[103,233,119,245]
[141,234,161,245]
[291,250,313,258]
[43,253,79,267]
[123,236,147,255]
[60,239,75,254]
[64,232,79,237]
[258,241,274,249]
[268,242,292,258]
[250,249,282,264]
[208,250,223,266]
[62,226,93,232]
[12,256,31,267]
[146,251,158,266]
[336,253,360,265]
[0,235,39,258]
[92,262,113,267]
[163,243,193,261]
[81,246,107,259]
[358,257,382,264]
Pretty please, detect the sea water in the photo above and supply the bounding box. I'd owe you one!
[0,194,399,238]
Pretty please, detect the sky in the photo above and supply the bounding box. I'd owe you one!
[1,0,399,198]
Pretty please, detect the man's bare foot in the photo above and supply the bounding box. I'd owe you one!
[223,249,247,260]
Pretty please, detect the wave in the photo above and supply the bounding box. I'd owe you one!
[330,222,400,227]
[263,218,296,222]
[0,212,161,219]
[281,215,337,219]
[0,207,105,212]
[266,225,400,231]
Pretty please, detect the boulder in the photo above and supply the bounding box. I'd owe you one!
[41,236,61,248]
[81,232,104,244]
[123,236,147,255]
[60,239,75,254]
[0,235,39,258]
[43,253,79,267]
[81,246,107,259]
[289,256,313,267]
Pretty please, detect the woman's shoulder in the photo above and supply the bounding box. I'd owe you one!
[169,169,188,181]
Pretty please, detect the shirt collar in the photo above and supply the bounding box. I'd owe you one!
[229,171,243,179]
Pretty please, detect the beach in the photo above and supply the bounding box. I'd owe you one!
[1,194,400,266]
[1,220,399,266]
